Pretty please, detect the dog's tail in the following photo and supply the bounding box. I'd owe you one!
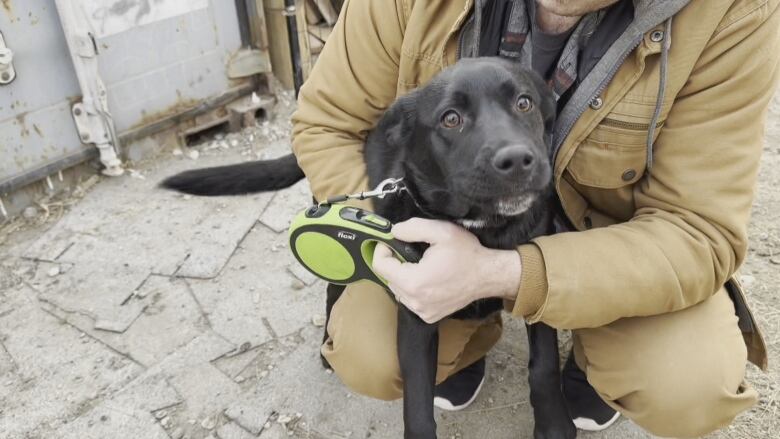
[159,153,305,196]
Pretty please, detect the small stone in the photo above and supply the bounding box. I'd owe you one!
[770,257,780,265]
[172,148,183,156]
[160,416,171,428]
[487,397,494,404]
[22,206,38,219]
[291,279,305,290]
[201,416,216,430]
[311,315,326,327]
[187,150,200,160]
[277,414,292,424]
[47,266,60,277]
[154,410,167,420]
[235,375,245,383]
[264,422,272,429]
[182,194,192,200]
[739,274,756,287]
[171,427,185,439]
[230,139,239,147]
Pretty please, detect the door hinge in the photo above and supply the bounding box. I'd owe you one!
[0,32,16,85]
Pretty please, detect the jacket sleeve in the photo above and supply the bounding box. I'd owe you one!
[291,0,407,210]
[526,2,780,329]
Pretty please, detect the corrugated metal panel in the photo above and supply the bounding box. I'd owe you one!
[0,0,84,186]
[1,0,252,191]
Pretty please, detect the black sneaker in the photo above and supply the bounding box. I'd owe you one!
[433,357,486,411]
[562,351,620,431]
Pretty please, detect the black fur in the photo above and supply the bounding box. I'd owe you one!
[160,57,576,439]
[159,153,303,196]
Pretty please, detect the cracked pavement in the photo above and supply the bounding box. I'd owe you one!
[2,92,778,439]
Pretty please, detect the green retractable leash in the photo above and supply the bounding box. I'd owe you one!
[288,178,422,288]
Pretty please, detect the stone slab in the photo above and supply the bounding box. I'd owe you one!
[188,221,323,345]
[29,260,149,333]
[22,154,274,279]
[0,288,142,439]
[47,275,209,367]
[258,180,311,233]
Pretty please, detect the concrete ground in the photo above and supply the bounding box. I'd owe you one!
[1,91,779,439]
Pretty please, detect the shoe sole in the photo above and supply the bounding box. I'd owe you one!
[573,411,621,431]
[433,377,485,412]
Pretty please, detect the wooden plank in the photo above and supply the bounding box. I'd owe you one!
[312,0,338,25]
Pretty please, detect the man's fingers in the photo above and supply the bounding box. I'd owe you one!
[392,217,457,244]
[372,243,406,281]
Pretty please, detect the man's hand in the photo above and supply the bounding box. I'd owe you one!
[372,218,523,323]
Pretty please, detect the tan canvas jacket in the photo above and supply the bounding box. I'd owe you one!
[291,0,780,370]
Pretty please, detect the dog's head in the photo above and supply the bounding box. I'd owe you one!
[381,58,556,226]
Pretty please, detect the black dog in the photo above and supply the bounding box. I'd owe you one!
[161,57,576,439]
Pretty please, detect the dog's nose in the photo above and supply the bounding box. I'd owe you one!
[491,145,536,176]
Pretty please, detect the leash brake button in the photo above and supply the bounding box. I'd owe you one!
[362,214,390,230]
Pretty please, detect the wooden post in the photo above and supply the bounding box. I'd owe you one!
[263,0,312,90]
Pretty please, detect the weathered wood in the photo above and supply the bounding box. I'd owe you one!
[264,0,312,90]
[305,0,323,25]
[312,0,339,25]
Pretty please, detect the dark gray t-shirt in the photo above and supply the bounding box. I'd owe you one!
[477,0,575,80]
[530,18,576,80]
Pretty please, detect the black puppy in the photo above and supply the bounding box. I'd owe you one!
[162,57,576,439]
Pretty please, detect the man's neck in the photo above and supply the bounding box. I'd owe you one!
[535,2,582,34]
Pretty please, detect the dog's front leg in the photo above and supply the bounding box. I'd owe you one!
[526,322,576,439]
[319,283,345,369]
[397,303,439,439]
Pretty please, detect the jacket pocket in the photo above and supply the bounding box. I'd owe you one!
[566,110,667,189]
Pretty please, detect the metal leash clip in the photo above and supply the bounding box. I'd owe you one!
[324,178,405,205]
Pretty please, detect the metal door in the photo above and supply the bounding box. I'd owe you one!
[1,0,253,195]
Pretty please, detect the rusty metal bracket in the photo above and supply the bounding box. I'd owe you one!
[54,0,123,176]
[0,32,16,85]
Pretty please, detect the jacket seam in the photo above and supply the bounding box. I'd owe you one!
[712,0,770,37]
[401,47,443,65]
[399,0,411,31]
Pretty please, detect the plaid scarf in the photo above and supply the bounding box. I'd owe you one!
[463,0,607,100]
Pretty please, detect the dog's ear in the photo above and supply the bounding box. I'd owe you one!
[382,90,419,147]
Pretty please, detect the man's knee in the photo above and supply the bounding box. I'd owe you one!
[321,281,403,401]
[323,335,403,401]
[618,360,757,437]
[576,290,758,437]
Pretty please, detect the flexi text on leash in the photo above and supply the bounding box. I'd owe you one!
[288,178,422,289]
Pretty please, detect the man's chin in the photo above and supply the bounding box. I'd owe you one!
[535,0,621,16]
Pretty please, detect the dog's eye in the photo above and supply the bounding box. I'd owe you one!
[516,95,533,112]
[441,110,462,128]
